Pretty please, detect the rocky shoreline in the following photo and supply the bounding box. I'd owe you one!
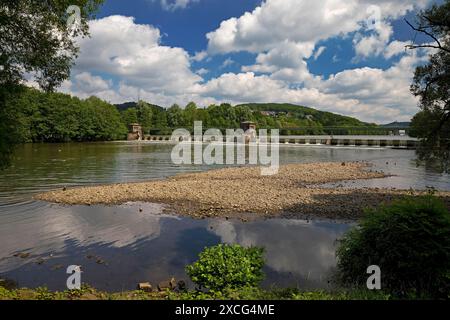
[35,162,450,220]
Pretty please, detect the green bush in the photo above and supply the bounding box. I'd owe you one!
[186,244,265,291]
[336,195,450,298]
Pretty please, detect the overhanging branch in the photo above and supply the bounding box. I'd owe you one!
[404,19,450,54]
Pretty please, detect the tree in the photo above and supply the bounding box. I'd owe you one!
[85,96,127,141]
[407,0,450,173]
[3,88,127,143]
[167,104,185,128]
[405,1,450,54]
[1,0,103,89]
[0,86,26,166]
[152,109,169,134]
[183,101,198,127]
[234,106,254,124]
[0,0,103,168]
[136,100,153,134]
[121,108,139,126]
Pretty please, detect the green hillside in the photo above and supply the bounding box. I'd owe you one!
[238,103,374,127]
[115,101,164,113]
[117,101,386,135]
[233,103,383,135]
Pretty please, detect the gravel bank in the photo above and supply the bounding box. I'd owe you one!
[35,162,450,220]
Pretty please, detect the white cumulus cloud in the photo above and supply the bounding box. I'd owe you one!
[206,0,429,54]
[152,0,199,11]
[74,15,201,95]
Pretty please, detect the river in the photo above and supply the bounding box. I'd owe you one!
[0,142,449,291]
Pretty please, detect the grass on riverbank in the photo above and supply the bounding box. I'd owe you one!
[0,285,391,301]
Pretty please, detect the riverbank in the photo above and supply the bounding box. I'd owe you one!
[0,285,390,300]
[35,162,450,220]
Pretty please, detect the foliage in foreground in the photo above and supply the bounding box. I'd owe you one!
[168,286,391,301]
[186,244,265,291]
[0,284,391,301]
[337,195,450,299]
[408,0,450,173]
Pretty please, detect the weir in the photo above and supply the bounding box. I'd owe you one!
[141,134,419,149]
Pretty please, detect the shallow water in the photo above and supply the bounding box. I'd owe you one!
[0,142,449,291]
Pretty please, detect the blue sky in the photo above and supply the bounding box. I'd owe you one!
[60,0,440,123]
[97,0,427,79]
[96,0,267,81]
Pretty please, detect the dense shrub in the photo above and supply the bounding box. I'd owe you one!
[336,195,450,298]
[186,244,265,291]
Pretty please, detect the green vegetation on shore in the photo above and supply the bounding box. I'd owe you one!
[186,244,265,291]
[5,88,127,143]
[0,285,391,301]
[337,194,450,299]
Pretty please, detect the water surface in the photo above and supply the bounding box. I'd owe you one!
[0,142,448,291]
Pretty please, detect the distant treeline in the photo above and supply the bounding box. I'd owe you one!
[6,87,127,143]
[7,87,397,144]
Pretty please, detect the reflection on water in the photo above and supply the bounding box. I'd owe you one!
[208,219,350,288]
[0,202,350,291]
[0,142,449,291]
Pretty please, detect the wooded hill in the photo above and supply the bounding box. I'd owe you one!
[117,101,383,135]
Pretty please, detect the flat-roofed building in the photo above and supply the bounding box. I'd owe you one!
[128,123,143,141]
